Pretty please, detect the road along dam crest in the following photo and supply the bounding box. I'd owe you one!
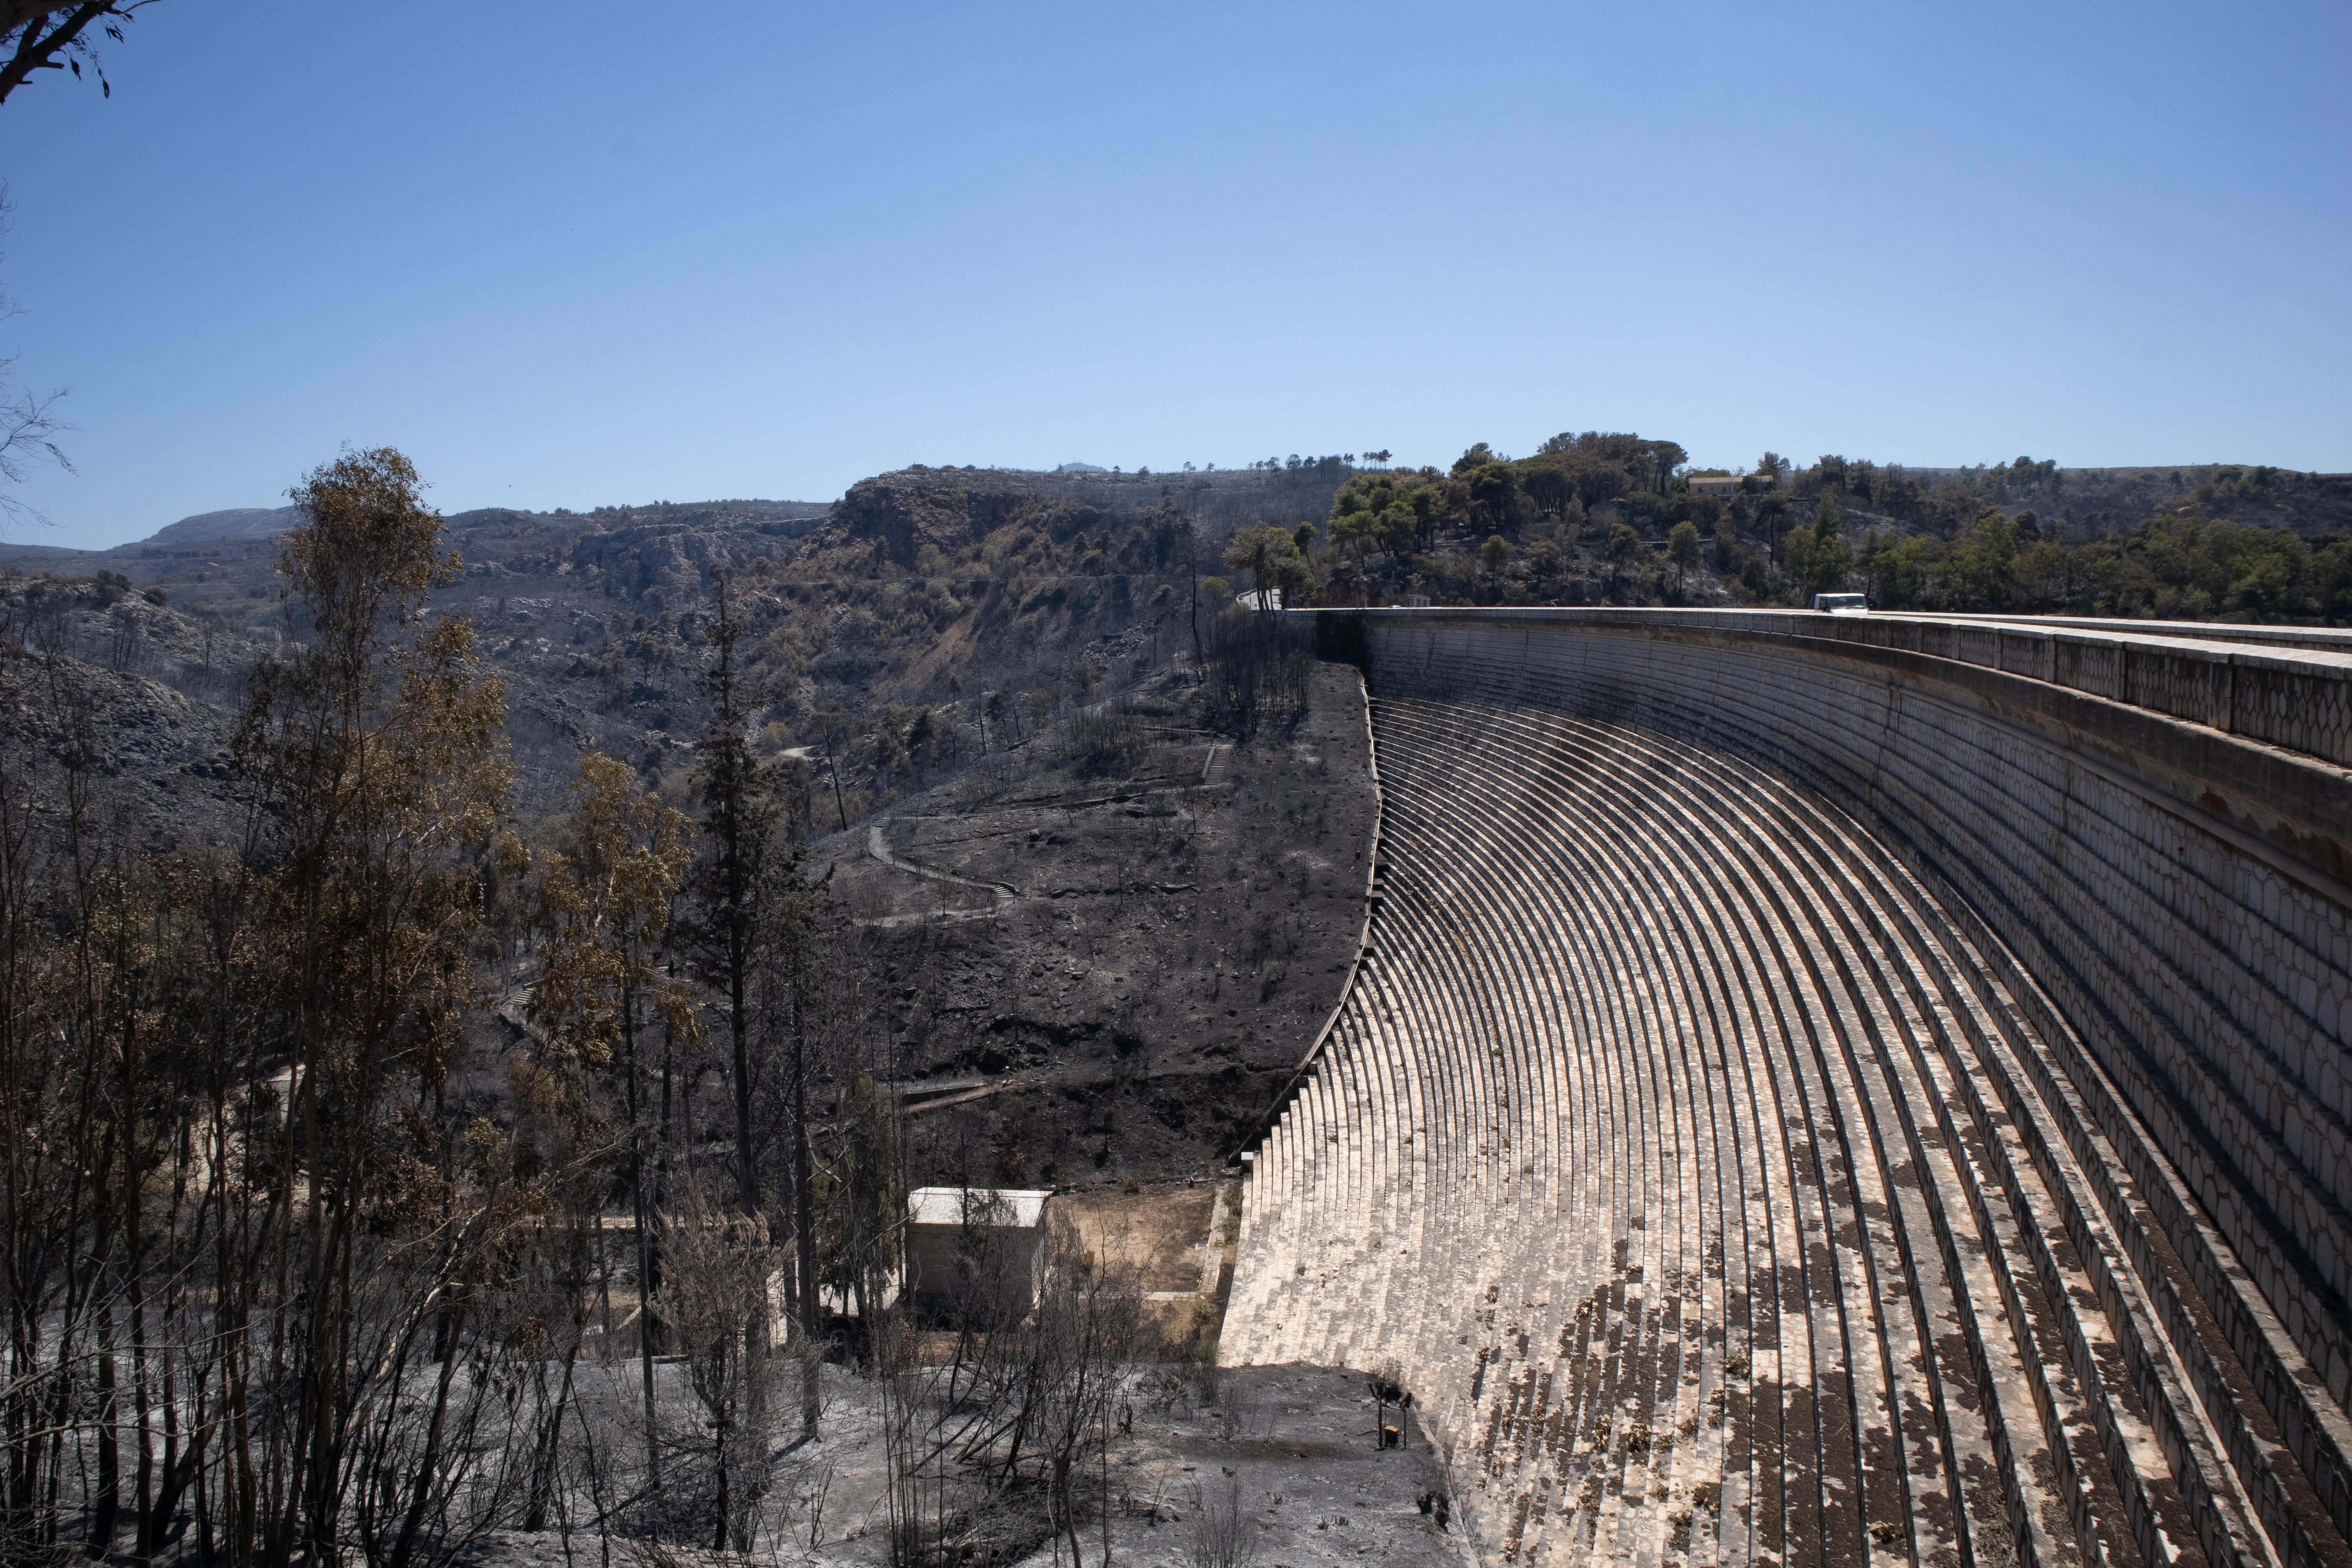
[1221,608,2352,1568]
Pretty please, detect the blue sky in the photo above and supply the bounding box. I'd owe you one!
[3,0,2347,549]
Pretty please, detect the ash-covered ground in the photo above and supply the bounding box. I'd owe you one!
[462,1364,1463,1568]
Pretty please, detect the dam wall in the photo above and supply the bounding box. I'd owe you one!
[1223,608,2352,1568]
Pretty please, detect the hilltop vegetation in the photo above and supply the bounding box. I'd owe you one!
[1786,459,2352,620]
[1301,439,2352,624]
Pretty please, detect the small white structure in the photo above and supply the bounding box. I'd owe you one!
[904,1187,1053,1318]
[1813,593,1868,615]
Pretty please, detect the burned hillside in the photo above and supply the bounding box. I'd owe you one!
[815,653,1375,1189]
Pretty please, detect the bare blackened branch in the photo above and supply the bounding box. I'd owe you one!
[0,361,73,524]
[0,1,163,105]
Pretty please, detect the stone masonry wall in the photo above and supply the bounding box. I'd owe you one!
[1223,610,2352,1568]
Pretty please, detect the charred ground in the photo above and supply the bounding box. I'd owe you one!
[820,655,1374,1187]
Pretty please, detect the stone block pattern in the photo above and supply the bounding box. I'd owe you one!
[1223,615,2352,1568]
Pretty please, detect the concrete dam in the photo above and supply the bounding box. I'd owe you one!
[1223,608,2352,1568]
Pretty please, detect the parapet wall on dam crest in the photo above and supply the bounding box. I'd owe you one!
[1224,608,2352,1568]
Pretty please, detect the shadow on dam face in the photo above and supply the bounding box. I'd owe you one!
[1234,607,2352,1568]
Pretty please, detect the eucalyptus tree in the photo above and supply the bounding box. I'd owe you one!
[225,446,523,1568]
[528,750,697,1499]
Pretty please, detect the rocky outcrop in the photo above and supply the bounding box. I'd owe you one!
[839,465,1357,565]
[0,646,245,854]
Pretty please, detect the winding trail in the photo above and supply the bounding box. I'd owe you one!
[862,818,1020,924]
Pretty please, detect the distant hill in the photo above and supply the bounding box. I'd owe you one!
[0,496,837,581]
[149,506,303,546]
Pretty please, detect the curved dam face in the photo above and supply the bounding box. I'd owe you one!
[1223,609,2352,1568]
